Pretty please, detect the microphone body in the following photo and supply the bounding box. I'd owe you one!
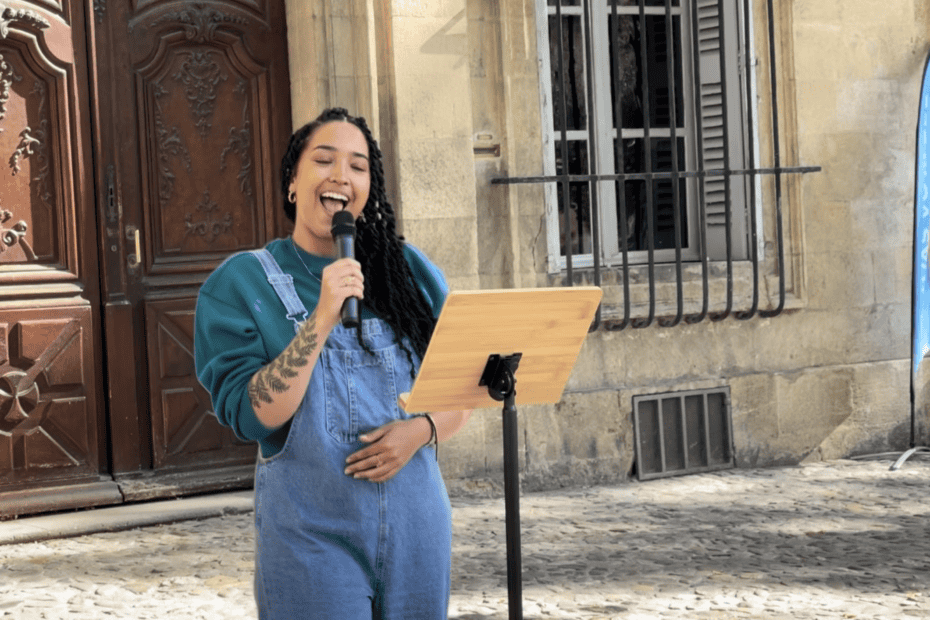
[331,211,360,328]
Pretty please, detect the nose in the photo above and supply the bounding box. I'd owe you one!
[329,158,350,184]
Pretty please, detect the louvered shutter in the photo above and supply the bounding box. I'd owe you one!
[696,0,749,260]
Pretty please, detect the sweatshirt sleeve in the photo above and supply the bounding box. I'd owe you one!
[194,270,282,445]
[403,243,449,318]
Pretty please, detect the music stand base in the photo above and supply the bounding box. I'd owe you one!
[890,446,930,471]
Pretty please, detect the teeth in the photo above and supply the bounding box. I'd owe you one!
[321,192,349,204]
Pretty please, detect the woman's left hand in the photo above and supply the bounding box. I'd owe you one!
[344,418,431,483]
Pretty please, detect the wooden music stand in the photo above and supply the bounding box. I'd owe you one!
[398,287,603,620]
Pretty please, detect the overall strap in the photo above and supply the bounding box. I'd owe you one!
[251,249,308,333]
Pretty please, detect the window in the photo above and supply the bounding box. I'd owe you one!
[536,0,751,271]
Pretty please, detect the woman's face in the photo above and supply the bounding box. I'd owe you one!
[289,121,371,256]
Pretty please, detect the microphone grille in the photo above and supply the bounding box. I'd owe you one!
[331,210,356,236]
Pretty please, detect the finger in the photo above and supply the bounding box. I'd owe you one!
[340,277,365,299]
[360,461,401,483]
[322,261,363,284]
[345,445,375,465]
[328,267,363,297]
[344,453,377,476]
[366,469,398,483]
[332,257,362,270]
[328,262,363,281]
[348,455,393,480]
[358,427,387,444]
[319,266,365,320]
[340,262,364,285]
[345,439,391,471]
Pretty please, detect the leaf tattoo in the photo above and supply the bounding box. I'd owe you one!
[248,312,320,410]
[248,375,272,406]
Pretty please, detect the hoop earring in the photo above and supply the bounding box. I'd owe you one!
[288,190,296,203]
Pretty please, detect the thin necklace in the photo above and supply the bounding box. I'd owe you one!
[291,238,322,282]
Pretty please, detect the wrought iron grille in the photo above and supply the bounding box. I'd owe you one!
[493,0,820,330]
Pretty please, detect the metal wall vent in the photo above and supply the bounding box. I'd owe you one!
[632,387,735,481]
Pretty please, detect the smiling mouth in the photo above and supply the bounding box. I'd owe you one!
[321,191,350,212]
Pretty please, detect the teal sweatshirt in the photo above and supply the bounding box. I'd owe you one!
[194,237,448,458]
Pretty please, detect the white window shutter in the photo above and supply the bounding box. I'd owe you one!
[696,0,749,260]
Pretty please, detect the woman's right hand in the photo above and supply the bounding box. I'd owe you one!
[317,258,365,330]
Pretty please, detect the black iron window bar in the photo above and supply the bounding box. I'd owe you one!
[492,0,820,331]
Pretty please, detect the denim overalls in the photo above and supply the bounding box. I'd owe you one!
[250,250,452,619]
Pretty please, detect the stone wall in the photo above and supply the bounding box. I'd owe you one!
[285,0,930,494]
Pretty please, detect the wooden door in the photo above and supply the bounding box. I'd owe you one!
[91,0,291,500]
[0,1,121,517]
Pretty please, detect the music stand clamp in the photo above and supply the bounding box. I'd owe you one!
[480,353,523,402]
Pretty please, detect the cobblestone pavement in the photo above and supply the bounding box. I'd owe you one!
[1,458,929,619]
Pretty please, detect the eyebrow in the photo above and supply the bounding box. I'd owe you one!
[312,144,369,160]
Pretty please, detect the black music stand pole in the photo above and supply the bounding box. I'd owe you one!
[480,353,524,619]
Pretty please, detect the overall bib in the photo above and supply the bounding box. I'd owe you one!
[250,250,452,619]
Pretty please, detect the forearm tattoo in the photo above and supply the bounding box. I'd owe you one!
[248,312,320,410]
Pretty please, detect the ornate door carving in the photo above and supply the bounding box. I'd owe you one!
[0,0,290,516]
[92,0,290,497]
[0,310,112,504]
[0,1,121,517]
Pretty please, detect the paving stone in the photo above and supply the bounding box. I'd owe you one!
[1,459,930,618]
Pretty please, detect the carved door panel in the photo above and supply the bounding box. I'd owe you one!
[91,0,290,496]
[145,297,252,469]
[0,1,121,517]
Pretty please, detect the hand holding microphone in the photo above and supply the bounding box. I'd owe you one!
[331,210,361,328]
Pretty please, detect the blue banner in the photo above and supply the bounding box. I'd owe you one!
[914,53,930,384]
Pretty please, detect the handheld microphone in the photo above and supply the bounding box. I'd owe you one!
[331,210,360,328]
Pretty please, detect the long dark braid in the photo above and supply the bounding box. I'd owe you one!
[280,108,438,374]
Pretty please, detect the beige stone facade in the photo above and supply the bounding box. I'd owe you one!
[283,0,930,492]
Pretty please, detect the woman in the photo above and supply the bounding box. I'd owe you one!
[195,107,471,619]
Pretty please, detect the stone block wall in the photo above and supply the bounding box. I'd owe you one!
[285,0,930,494]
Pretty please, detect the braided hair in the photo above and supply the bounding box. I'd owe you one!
[280,108,438,374]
